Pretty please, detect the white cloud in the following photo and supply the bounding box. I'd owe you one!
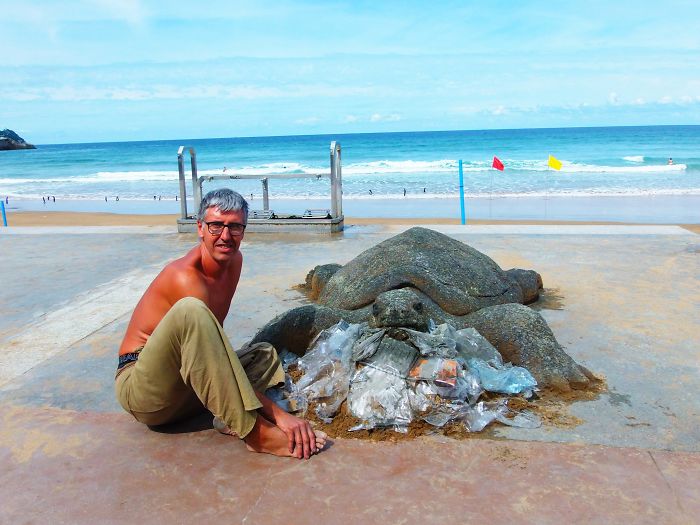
[369,113,401,122]
[491,105,507,116]
[658,96,673,104]
[608,92,619,105]
[343,115,359,123]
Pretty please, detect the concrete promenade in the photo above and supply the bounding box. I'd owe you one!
[0,224,699,524]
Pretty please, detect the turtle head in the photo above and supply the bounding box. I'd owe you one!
[368,288,429,331]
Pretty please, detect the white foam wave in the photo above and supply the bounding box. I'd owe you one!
[623,155,645,162]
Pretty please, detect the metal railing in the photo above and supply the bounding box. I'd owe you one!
[177,141,343,221]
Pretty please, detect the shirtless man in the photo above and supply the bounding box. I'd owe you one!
[115,188,326,459]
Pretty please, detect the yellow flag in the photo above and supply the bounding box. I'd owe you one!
[548,155,562,171]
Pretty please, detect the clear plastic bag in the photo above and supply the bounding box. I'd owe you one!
[347,365,412,430]
[459,400,508,432]
[295,320,362,421]
[454,327,503,365]
[467,358,537,395]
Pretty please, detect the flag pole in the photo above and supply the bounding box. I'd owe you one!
[459,159,466,224]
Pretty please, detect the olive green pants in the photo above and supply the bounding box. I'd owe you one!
[115,297,285,438]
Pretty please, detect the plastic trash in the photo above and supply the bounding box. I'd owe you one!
[403,325,457,358]
[408,357,458,387]
[454,327,503,365]
[459,400,508,432]
[352,328,385,361]
[495,408,541,429]
[277,348,300,371]
[467,358,537,395]
[348,364,412,431]
[295,320,362,421]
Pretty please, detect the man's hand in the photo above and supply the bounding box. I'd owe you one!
[274,411,318,459]
[254,391,321,459]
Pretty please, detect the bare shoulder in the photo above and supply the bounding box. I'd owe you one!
[157,247,208,299]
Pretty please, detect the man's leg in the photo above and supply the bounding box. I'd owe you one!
[115,297,263,437]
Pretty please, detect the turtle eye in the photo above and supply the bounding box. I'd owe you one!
[413,302,423,313]
[372,303,380,315]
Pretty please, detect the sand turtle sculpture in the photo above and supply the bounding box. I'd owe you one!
[249,227,595,392]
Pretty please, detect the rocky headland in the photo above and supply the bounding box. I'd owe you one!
[0,129,36,150]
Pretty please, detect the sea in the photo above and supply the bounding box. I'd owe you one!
[2,125,699,222]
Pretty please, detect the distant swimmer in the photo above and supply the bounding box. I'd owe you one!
[52,196,55,202]
[5,196,8,205]
[403,188,406,197]
[105,196,108,202]
[423,188,426,193]
[42,196,46,204]
[668,157,673,165]
[369,189,373,195]
[116,196,119,201]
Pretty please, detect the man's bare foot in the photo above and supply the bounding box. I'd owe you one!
[313,430,328,453]
[244,415,297,457]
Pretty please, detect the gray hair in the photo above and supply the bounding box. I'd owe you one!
[197,188,249,222]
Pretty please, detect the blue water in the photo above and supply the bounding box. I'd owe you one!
[1,126,699,202]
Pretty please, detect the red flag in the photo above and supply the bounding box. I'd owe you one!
[492,156,504,171]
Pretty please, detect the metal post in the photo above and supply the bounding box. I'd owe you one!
[190,150,200,212]
[459,159,466,225]
[262,178,269,210]
[177,147,188,219]
[0,200,7,226]
[330,141,343,218]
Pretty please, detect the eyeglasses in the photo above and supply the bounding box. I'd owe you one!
[203,221,246,236]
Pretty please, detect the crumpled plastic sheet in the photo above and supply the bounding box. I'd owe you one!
[352,328,385,361]
[460,400,508,432]
[454,327,503,365]
[347,364,412,432]
[496,408,541,429]
[403,326,457,358]
[295,320,362,421]
[467,358,537,395]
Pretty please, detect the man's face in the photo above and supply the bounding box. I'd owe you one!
[197,206,247,263]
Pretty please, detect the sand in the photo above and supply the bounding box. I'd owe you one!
[6,210,699,233]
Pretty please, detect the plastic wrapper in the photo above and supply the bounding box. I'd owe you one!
[408,357,458,386]
[467,358,537,395]
[459,400,508,432]
[352,328,385,361]
[295,320,362,421]
[403,324,457,358]
[496,409,541,429]
[454,327,503,365]
[347,365,412,430]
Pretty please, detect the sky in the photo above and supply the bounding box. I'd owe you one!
[1,0,700,144]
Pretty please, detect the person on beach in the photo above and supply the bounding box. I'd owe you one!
[668,157,673,165]
[115,188,326,459]
[42,196,46,204]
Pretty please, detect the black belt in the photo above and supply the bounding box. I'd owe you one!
[117,351,141,370]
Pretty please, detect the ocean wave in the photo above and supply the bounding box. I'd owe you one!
[622,155,645,162]
[10,187,700,201]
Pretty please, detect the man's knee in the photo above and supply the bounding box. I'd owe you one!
[169,297,213,322]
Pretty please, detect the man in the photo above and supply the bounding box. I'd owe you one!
[115,188,326,459]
